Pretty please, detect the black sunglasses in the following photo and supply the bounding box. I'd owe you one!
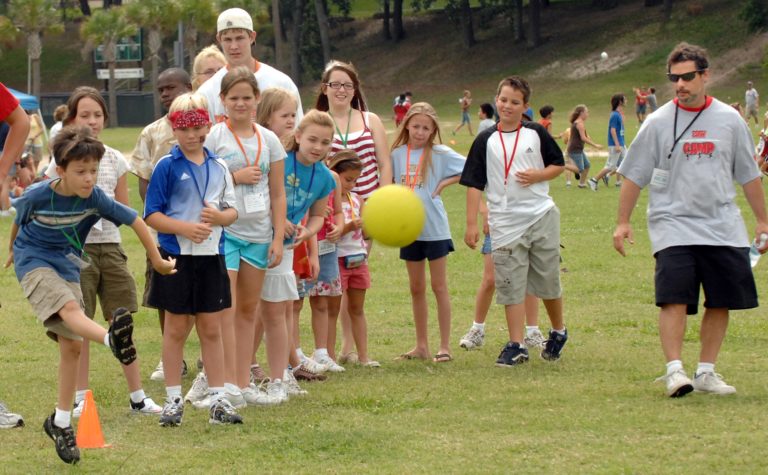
[667,70,705,82]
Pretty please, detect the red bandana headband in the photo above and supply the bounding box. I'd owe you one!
[168,108,210,129]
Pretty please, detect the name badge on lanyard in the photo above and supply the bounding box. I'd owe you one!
[244,185,267,214]
[184,158,217,255]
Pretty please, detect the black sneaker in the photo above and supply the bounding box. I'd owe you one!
[541,328,568,361]
[43,413,80,464]
[495,342,529,367]
[108,307,136,365]
[159,396,184,427]
[209,398,243,425]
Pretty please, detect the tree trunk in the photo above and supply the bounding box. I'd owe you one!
[382,0,391,40]
[148,29,162,119]
[289,0,305,86]
[108,61,118,127]
[272,0,287,71]
[528,0,542,47]
[514,0,525,42]
[184,26,198,73]
[393,0,404,41]
[79,0,91,15]
[459,0,475,48]
[663,0,673,20]
[314,0,331,65]
[28,33,42,98]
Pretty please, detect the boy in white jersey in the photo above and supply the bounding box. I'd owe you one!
[461,76,568,367]
[614,42,768,398]
[197,8,303,124]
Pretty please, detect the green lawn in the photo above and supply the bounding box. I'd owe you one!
[2,146,768,471]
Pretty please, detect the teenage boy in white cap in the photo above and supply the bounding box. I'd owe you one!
[198,7,303,124]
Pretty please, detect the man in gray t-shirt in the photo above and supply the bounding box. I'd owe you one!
[613,42,768,399]
[745,81,759,126]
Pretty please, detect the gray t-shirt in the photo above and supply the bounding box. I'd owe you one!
[618,97,760,254]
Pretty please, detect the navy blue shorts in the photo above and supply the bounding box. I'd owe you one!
[654,245,757,315]
[148,250,231,315]
[399,239,454,262]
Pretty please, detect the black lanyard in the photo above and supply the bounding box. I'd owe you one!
[667,97,707,160]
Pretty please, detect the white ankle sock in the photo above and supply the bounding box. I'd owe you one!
[166,385,182,399]
[103,333,110,348]
[472,322,485,331]
[130,389,146,404]
[54,407,71,428]
[666,360,683,375]
[552,327,566,335]
[696,362,715,376]
[296,348,306,359]
[525,325,540,336]
[74,390,87,404]
[315,348,329,358]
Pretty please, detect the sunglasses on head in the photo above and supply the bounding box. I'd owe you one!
[667,70,705,82]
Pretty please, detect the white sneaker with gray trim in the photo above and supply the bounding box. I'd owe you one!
[0,402,23,429]
[459,326,485,350]
[313,354,345,373]
[655,369,694,398]
[184,372,208,404]
[524,329,547,349]
[150,360,164,381]
[283,369,308,397]
[693,371,736,395]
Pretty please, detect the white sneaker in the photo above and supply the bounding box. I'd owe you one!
[655,369,694,398]
[150,360,164,382]
[300,355,329,374]
[0,402,23,429]
[241,383,283,406]
[72,399,85,419]
[184,372,208,404]
[313,354,345,373]
[459,327,485,350]
[266,379,289,403]
[283,369,308,397]
[693,371,736,395]
[224,387,247,409]
[130,397,163,415]
[523,329,546,349]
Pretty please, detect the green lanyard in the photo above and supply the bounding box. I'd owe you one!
[331,108,352,147]
[50,179,86,257]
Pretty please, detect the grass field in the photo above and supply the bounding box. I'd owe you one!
[2,123,768,472]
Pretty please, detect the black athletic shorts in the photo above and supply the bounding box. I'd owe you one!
[654,245,757,315]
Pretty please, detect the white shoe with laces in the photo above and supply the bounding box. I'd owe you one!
[300,356,329,374]
[459,326,485,350]
[0,402,23,429]
[184,372,208,404]
[72,399,85,419]
[266,379,289,403]
[655,369,694,398]
[693,371,736,395]
[130,397,163,415]
[523,329,546,349]
[283,370,308,397]
[313,354,345,373]
[150,360,164,382]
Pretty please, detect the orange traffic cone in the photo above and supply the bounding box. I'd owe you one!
[76,390,111,448]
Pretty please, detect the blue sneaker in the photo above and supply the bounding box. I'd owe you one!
[541,329,568,361]
[495,342,529,367]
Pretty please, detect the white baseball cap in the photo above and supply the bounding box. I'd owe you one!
[217,8,253,33]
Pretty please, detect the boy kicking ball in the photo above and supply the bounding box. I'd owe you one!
[6,126,176,464]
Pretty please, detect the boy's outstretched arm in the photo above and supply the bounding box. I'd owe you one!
[464,187,482,249]
[130,217,176,275]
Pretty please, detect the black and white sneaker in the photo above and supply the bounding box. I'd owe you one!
[43,413,80,464]
[495,342,529,367]
[541,328,568,361]
[159,396,184,427]
[209,398,243,425]
[108,307,136,365]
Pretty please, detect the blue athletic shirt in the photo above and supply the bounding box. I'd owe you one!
[607,110,625,147]
[12,179,138,282]
[144,144,236,255]
[284,150,335,239]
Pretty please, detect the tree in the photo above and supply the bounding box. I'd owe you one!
[393,0,405,41]
[314,0,331,64]
[272,0,287,70]
[8,0,63,98]
[126,0,179,119]
[178,0,217,70]
[528,0,542,47]
[382,0,391,40]
[513,0,525,43]
[740,0,768,33]
[0,15,17,56]
[81,6,137,127]
[78,0,90,16]
[286,0,305,85]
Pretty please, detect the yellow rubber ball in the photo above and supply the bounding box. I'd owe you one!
[362,185,425,248]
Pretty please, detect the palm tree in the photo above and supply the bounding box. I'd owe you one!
[8,0,63,98]
[0,15,19,56]
[177,0,217,70]
[81,6,137,128]
[126,0,179,118]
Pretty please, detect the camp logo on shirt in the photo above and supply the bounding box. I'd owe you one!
[682,141,715,160]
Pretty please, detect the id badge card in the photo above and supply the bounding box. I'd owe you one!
[66,251,91,270]
[93,219,103,231]
[192,235,218,255]
[318,239,336,256]
[244,185,267,214]
[650,168,670,189]
[500,194,508,210]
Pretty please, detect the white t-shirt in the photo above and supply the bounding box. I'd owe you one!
[198,62,304,124]
[460,122,565,250]
[46,145,131,244]
[204,122,285,243]
[618,97,760,254]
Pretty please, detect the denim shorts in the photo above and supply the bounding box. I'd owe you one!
[461,111,470,124]
[568,151,590,172]
[481,234,492,255]
[400,239,454,261]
